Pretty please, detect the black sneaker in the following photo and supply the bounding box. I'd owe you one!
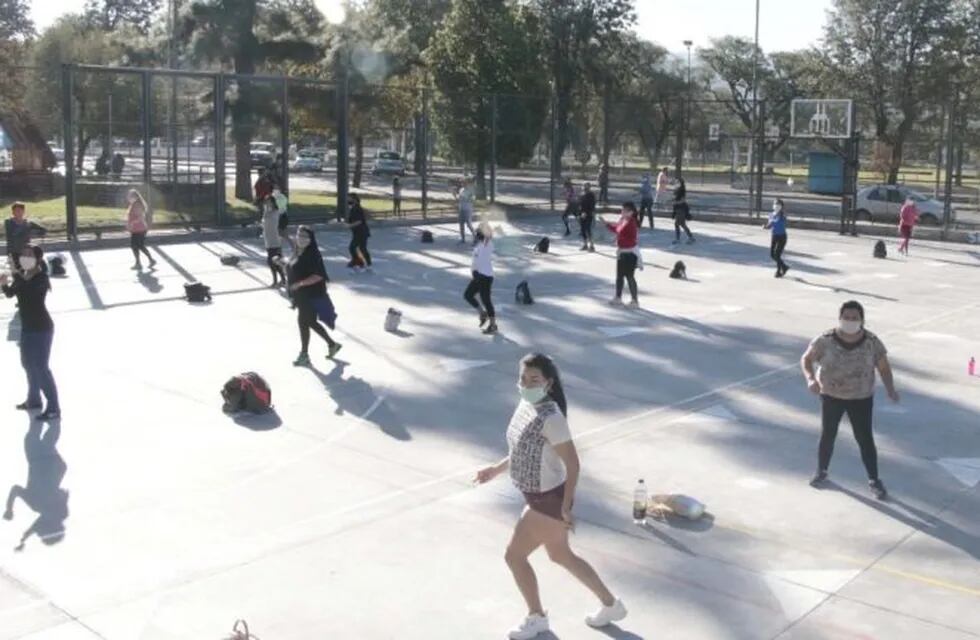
[16,402,41,411]
[478,311,489,327]
[809,470,828,488]
[36,409,60,421]
[869,479,888,501]
[782,265,790,277]
[482,322,498,335]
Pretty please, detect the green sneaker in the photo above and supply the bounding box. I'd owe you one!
[328,343,343,359]
[293,353,311,367]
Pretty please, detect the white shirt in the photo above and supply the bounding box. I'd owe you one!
[471,239,493,277]
[506,400,572,493]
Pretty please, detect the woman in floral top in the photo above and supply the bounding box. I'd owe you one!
[474,353,626,639]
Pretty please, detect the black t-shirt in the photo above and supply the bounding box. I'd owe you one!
[3,272,53,331]
[288,246,328,301]
[580,191,596,215]
[348,204,370,237]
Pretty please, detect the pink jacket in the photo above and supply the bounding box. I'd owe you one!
[899,202,919,228]
[127,202,148,233]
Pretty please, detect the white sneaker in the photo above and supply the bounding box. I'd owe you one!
[585,599,627,628]
[608,297,624,306]
[627,299,639,309]
[509,613,550,640]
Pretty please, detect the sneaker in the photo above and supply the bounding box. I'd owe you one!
[508,613,549,640]
[483,322,498,335]
[588,245,595,252]
[327,343,343,359]
[36,409,60,421]
[293,353,311,367]
[809,470,828,488]
[627,299,639,309]
[564,229,571,236]
[580,245,589,251]
[148,259,157,268]
[869,479,888,501]
[774,270,783,278]
[131,263,141,270]
[16,402,41,411]
[781,265,790,276]
[608,297,624,306]
[686,237,696,244]
[585,599,627,628]
[479,310,489,327]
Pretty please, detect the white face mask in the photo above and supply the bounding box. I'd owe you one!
[19,256,37,271]
[517,383,548,404]
[296,237,311,249]
[839,319,862,334]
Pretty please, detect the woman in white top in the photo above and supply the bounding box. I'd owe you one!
[463,221,497,334]
[456,179,476,243]
[475,354,627,639]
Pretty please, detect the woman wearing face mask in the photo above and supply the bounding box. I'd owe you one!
[1,244,60,421]
[125,190,156,271]
[671,178,695,245]
[602,202,641,308]
[463,221,498,335]
[288,226,342,366]
[474,353,627,639]
[764,198,789,277]
[800,300,899,500]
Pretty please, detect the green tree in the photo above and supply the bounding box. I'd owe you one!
[426,0,549,197]
[0,0,35,112]
[84,0,164,33]
[179,0,323,199]
[0,0,33,39]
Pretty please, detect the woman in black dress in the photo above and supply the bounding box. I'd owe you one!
[287,226,342,366]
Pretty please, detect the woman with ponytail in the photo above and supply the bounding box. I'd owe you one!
[474,353,627,639]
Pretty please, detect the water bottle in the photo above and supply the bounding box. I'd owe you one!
[970,357,976,377]
[632,479,648,524]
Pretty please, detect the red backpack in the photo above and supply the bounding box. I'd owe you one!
[222,372,272,414]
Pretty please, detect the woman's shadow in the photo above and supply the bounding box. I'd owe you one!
[3,421,69,551]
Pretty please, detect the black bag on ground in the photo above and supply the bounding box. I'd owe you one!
[184,281,212,302]
[873,240,887,259]
[670,260,687,279]
[222,372,272,414]
[48,254,66,277]
[421,230,434,243]
[220,254,241,266]
[534,237,550,253]
[515,280,534,305]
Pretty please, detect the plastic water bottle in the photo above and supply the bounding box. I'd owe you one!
[632,479,648,525]
[970,357,976,377]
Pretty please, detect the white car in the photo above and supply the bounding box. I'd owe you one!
[290,152,323,172]
[856,185,952,226]
[371,150,406,176]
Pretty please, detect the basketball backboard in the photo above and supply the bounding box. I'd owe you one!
[790,99,853,139]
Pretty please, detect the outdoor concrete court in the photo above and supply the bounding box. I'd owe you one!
[1,211,978,640]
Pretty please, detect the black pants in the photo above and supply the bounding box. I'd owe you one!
[599,184,608,203]
[615,252,638,300]
[770,234,788,272]
[130,232,152,262]
[819,395,878,480]
[463,271,495,319]
[673,215,693,241]
[393,198,402,217]
[639,197,654,228]
[297,301,337,353]
[580,213,594,244]
[562,204,578,232]
[348,234,371,267]
[266,247,285,283]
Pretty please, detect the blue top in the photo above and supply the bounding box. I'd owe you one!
[639,177,653,197]
[768,210,787,235]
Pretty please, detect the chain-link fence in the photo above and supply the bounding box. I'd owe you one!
[0,63,976,239]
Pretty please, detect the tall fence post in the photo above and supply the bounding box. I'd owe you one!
[942,87,957,240]
[490,93,497,204]
[62,64,77,238]
[421,87,429,219]
[280,76,289,195]
[549,92,557,211]
[214,73,226,225]
[141,70,153,221]
[754,99,766,218]
[336,55,350,223]
[675,97,685,179]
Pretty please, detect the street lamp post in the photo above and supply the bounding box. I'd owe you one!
[677,40,692,179]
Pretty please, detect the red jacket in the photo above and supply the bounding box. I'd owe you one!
[605,215,639,248]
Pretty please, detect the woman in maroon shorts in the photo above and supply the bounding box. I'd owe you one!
[474,353,627,639]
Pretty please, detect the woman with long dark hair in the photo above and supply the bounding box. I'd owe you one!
[287,226,342,366]
[671,177,695,245]
[602,202,642,308]
[475,354,627,639]
[2,243,60,420]
[346,193,372,273]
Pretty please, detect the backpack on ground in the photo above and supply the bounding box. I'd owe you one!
[224,619,259,640]
[184,281,212,302]
[221,372,272,414]
[873,239,887,259]
[515,280,534,305]
[533,237,550,253]
[220,254,241,266]
[669,260,687,279]
[421,230,434,243]
[48,254,67,277]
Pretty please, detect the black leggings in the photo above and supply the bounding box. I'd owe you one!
[580,213,594,244]
[562,204,578,232]
[130,232,152,262]
[770,234,788,271]
[266,247,285,282]
[348,235,371,267]
[639,197,654,228]
[463,271,495,318]
[297,301,337,353]
[616,252,638,300]
[819,395,878,480]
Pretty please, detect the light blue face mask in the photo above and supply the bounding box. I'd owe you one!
[518,383,548,404]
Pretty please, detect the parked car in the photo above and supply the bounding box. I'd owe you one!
[250,141,276,169]
[290,151,323,172]
[305,146,333,165]
[855,184,952,226]
[371,150,406,176]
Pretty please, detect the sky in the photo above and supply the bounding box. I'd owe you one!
[31,0,832,53]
